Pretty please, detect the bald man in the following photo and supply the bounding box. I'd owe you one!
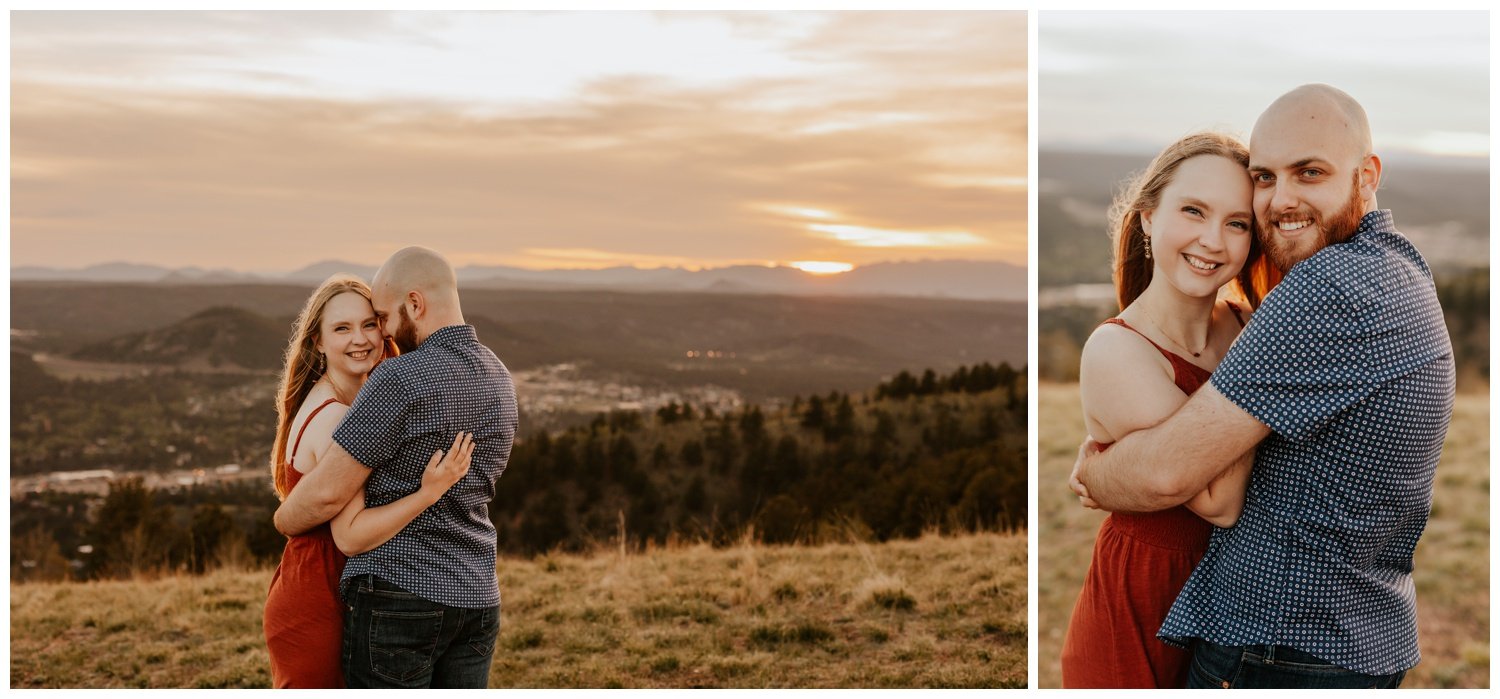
[275,246,519,688]
[1070,85,1454,687]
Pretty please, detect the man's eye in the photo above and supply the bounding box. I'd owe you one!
[1253,173,1274,183]
[1302,169,1323,178]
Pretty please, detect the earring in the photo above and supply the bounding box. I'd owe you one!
[318,353,326,373]
[1143,235,1152,260]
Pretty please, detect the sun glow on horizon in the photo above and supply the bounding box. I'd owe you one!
[789,260,855,275]
[808,223,986,249]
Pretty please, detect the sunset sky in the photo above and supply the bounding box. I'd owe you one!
[11,11,1028,273]
[1040,12,1489,157]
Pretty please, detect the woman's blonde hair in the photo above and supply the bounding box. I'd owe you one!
[1108,132,1280,311]
[269,274,397,499]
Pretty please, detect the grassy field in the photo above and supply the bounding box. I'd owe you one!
[10,531,1025,688]
[1037,381,1490,689]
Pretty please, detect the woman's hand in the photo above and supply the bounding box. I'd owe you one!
[420,432,474,497]
[1070,437,1103,510]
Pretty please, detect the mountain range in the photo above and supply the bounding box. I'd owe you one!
[12,259,1025,302]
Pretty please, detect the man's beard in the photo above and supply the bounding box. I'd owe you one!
[1261,172,1365,272]
[392,305,420,353]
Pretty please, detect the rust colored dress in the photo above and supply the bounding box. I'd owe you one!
[264,398,347,689]
[1059,316,1228,688]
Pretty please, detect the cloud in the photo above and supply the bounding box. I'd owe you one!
[1039,12,1488,155]
[11,11,1027,271]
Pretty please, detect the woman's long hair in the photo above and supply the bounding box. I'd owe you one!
[1108,132,1281,311]
[269,275,397,499]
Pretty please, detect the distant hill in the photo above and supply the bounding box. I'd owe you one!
[12,262,174,283]
[14,283,1024,402]
[14,259,1026,301]
[72,307,287,372]
[1039,148,1489,287]
[284,260,380,284]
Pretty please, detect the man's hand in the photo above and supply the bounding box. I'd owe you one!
[1069,438,1102,510]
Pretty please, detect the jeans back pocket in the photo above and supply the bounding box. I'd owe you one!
[370,609,445,685]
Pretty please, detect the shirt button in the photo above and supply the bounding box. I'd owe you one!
[1221,681,1230,689]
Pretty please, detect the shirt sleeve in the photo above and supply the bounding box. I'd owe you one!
[333,363,411,470]
[1209,269,1374,442]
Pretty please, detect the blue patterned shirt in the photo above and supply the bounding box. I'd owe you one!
[1159,211,1455,675]
[335,324,518,608]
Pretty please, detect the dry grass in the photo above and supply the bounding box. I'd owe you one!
[1037,381,1489,689]
[10,531,1025,688]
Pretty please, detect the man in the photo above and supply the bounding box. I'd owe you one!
[1070,84,1454,688]
[275,246,518,688]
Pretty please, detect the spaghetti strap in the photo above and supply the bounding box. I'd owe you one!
[1097,317,1211,393]
[290,398,343,464]
[1226,300,1247,328]
[1099,317,1173,356]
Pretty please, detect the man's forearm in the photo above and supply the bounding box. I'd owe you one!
[273,445,371,536]
[274,482,342,536]
[1080,425,1202,512]
[1079,384,1269,512]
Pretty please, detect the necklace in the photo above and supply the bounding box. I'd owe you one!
[1140,303,1211,358]
[322,374,356,406]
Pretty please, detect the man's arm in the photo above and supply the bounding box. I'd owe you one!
[273,443,372,536]
[1075,383,1270,512]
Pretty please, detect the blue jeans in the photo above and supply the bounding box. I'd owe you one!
[1187,639,1406,689]
[341,574,499,688]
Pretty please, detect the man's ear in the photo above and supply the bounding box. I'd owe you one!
[407,290,426,320]
[1359,153,1382,202]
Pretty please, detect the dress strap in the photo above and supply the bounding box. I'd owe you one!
[1098,317,1212,395]
[1225,300,1247,328]
[1099,317,1175,359]
[290,398,342,463]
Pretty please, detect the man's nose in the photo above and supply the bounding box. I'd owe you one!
[1269,180,1299,214]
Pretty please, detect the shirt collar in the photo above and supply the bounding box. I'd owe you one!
[418,324,477,350]
[1356,209,1395,236]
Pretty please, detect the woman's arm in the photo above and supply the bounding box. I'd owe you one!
[1180,299,1258,526]
[330,432,475,556]
[1079,323,1252,520]
[1079,324,1193,447]
[1184,448,1253,527]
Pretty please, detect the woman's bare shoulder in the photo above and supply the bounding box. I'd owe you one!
[293,399,350,470]
[1080,318,1186,442]
[1081,321,1161,379]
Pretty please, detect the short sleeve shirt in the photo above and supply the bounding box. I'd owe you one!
[1159,211,1455,675]
[335,324,518,608]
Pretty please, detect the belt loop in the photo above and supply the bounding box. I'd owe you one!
[1264,644,1277,665]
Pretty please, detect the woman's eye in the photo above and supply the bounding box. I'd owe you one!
[1229,220,1250,231]
[1183,206,1202,216]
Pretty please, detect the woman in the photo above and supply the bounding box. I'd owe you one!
[263,274,475,688]
[1059,133,1277,688]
